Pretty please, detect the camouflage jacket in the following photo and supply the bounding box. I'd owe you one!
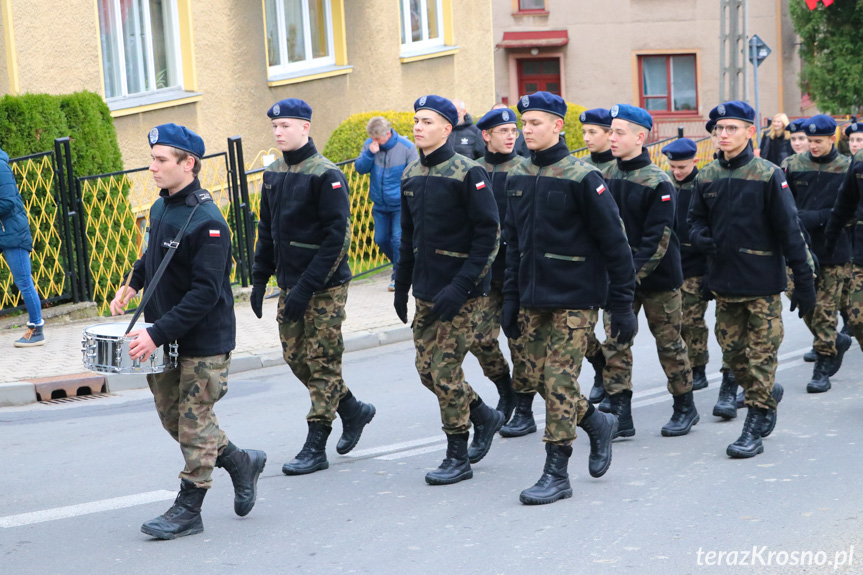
[607,150,683,292]
[252,138,352,291]
[504,138,635,309]
[690,145,813,296]
[481,149,524,283]
[395,141,499,302]
[668,166,707,278]
[827,149,863,265]
[584,148,616,181]
[785,147,851,266]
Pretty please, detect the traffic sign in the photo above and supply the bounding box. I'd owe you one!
[748,34,771,67]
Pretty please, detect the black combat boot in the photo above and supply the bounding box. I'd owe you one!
[577,404,618,478]
[761,383,784,438]
[735,390,746,409]
[597,393,612,413]
[807,355,832,394]
[141,480,207,540]
[335,391,376,455]
[713,370,738,419]
[215,443,267,517]
[608,390,635,438]
[282,422,331,475]
[803,347,817,362]
[825,332,852,377]
[499,392,537,437]
[726,406,768,458]
[519,443,573,505]
[467,398,505,463]
[425,433,472,485]
[587,352,606,404]
[691,365,708,391]
[492,373,516,422]
[661,390,700,437]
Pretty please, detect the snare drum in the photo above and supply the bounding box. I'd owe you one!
[81,322,178,374]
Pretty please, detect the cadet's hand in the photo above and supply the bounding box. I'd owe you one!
[431,279,471,322]
[699,275,714,302]
[127,328,156,362]
[250,284,265,319]
[789,278,816,318]
[690,230,717,256]
[609,303,637,345]
[501,299,521,340]
[823,232,839,258]
[369,141,380,154]
[282,283,313,322]
[109,285,137,316]
[394,290,409,324]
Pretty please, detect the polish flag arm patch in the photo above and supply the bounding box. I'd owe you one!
[331,181,342,189]
[596,184,606,195]
[661,194,671,202]
[209,229,221,237]
[781,180,789,189]
[475,181,487,190]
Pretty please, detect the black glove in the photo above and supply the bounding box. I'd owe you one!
[823,231,839,258]
[431,277,472,322]
[282,282,313,322]
[394,290,409,324]
[699,275,714,302]
[250,284,265,319]
[789,277,816,318]
[690,229,717,256]
[609,302,637,345]
[501,298,521,340]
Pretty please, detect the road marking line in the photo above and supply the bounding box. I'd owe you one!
[0,490,176,528]
[345,436,451,458]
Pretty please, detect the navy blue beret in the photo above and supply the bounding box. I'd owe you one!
[267,98,312,121]
[706,119,716,133]
[579,108,612,128]
[147,123,205,157]
[662,138,698,161]
[710,100,755,123]
[414,95,458,127]
[609,104,653,131]
[805,114,836,136]
[787,119,806,134]
[476,108,517,131]
[517,91,567,119]
[846,121,863,137]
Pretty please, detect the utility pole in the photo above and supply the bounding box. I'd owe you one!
[719,0,749,102]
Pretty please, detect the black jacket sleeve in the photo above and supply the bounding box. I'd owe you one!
[457,167,500,286]
[394,175,415,292]
[251,183,276,286]
[768,170,812,282]
[633,180,676,281]
[826,160,861,237]
[297,169,351,291]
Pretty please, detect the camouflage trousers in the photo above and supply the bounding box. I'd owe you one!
[841,261,853,317]
[518,308,595,445]
[279,284,349,424]
[413,297,482,435]
[802,264,846,355]
[147,353,231,489]
[602,289,692,396]
[714,294,783,410]
[681,276,710,368]
[844,264,863,347]
[468,283,512,382]
[584,310,606,360]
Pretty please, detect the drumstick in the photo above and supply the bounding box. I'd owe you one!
[120,269,134,310]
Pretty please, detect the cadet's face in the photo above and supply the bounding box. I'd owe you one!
[272,118,310,152]
[715,120,754,156]
[710,129,720,151]
[808,135,835,157]
[413,110,450,153]
[790,133,809,154]
[668,158,697,182]
[849,134,863,155]
[483,124,518,154]
[521,111,560,151]
[609,120,643,160]
[582,125,611,153]
[149,144,191,193]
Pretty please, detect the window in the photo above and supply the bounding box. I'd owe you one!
[265,0,335,75]
[517,59,560,96]
[400,0,444,53]
[98,0,183,100]
[518,0,546,11]
[638,54,698,114]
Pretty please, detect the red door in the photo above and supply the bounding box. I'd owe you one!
[517,58,561,96]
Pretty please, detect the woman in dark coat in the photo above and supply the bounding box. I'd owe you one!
[759,113,794,166]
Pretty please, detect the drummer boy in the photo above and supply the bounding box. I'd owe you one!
[109,123,266,540]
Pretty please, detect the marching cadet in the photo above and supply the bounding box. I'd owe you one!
[580,107,616,405]
[466,107,522,426]
[251,98,376,476]
[393,95,504,486]
[600,104,698,439]
[785,115,852,393]
[847,122,863,156]
[786,120,811,158]
[503,91,634,505]
[110,123,266,539]
[661,138,711,392]
[690,101,815,459]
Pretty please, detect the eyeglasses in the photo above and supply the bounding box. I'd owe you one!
[491,128,520,137]
[715,124,744,135]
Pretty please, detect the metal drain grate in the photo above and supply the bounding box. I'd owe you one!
[39,393,113,406]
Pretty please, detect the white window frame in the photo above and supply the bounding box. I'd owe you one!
[100,0,184,101]
[267,0,336,77]
[400,0,444,54]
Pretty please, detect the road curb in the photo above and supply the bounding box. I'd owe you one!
[1,324,414,406]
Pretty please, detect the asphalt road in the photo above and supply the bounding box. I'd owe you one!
[2,303,863,575]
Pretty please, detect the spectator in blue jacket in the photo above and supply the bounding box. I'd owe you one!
[355,116,418,290]
[0,147,44,347]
